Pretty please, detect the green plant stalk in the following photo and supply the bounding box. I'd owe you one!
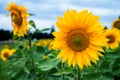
[77,66,81,80]
[28,33,36,79]
[28,36,32,49]
[62,63,64,80]
[28,36,35,69]
[28,33,35,68]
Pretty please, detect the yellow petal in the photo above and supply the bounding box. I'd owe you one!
[76,52,84,70]
[71,54,77,67]
[62,53,69,63]
[89,44,104,52]
[57,50,64,58]
[90,37,104,46]
[61,48,70,63]
[68,50,74,67]
[81,51,91,66]
[97,52,104,57]
[86,48,99,61]
[91,58,97,64]
[10,49,16,55]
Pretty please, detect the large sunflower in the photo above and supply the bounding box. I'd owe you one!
[52,10,107,69]
[104,29,120,49]
[6,2,29,36]
[112,18,120,30]
[1,48,16,61]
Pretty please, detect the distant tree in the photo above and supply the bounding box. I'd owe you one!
[0,25,55,41]
[32,32,53,39]
[0,29,12,41]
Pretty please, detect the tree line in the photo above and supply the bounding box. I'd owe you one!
[0,27,55,41]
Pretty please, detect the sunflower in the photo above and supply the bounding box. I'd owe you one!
[112,18,120,30]
[1,48,16,61]
[104,29,120,49]
[52,10,107,69]
[6,2,29,36]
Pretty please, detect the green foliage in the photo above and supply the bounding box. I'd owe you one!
[0,19,120,80]
[29,20,36,29]
[29,20,50,34]
[1,34,120,80]
[53,67,73,76]
[81,46,120,80]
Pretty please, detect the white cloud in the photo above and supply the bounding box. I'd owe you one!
[0,14,12,31]
[20,0,120,17]
[0,0,120,31]
[29,18,55,30]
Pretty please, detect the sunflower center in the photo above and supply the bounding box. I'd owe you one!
[67,29,89,52]
[107,35,115,43]
[114,20,120,29]
[11,10,22,26]
[3,52,9,58]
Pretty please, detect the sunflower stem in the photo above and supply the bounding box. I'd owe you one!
[28,34,35,68]
[28,33,36,79]
[77,66,81,80]
[28,35,32,49]
[62,63,65,80]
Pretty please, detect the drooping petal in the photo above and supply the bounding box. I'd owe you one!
[71,53,77,67]
[67,50,74,66]
[86,48,99,61]
[81,50,91,66]
[76,52,84,70]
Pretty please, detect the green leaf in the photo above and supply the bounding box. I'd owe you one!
[83,72,101,80]
[29,20,36,29]
[36,46,45,53]
[38,58,60,71]
[48,50,60,57]
[23,67,30,74]
[40,28,50,32]
[53,67,72,75]
[28,13,35,16]
[100,61,112,73]
[98,72,114,80]
[33,28,50,34]
[112,58,120,76]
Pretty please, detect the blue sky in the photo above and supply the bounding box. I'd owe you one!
[0,0,120,31]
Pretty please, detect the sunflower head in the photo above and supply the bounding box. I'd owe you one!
[1,48,16,61]
[6,2,29,37]
[112,19,120,30]
[104,29,120,49]
[52,9,107,69]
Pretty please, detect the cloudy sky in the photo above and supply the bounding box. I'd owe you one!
[0,0,120,31]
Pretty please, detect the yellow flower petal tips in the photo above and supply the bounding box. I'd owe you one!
[52,9,107,69]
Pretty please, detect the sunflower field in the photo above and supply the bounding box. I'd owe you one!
[0,2,120,80]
